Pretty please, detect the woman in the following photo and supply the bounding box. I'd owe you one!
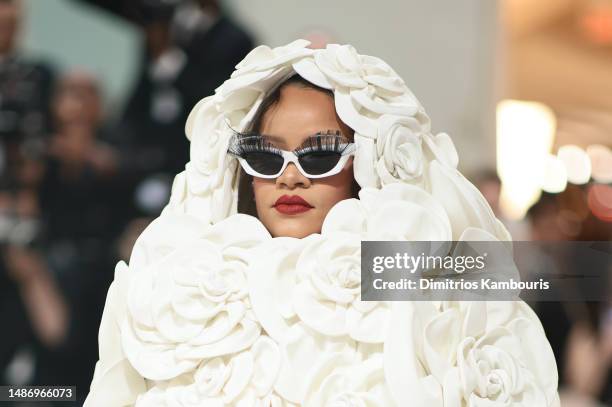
[85,40,559,406]
[234,74,359,238]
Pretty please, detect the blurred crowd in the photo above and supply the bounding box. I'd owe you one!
[0,0,610,406]
[0,0,253,404]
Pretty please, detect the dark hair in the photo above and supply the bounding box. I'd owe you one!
[237,74,360,216]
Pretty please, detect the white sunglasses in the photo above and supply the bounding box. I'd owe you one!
[228,131,356,179]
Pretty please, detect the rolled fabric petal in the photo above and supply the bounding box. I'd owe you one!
[292,58,333,90]
[427,160,511,241]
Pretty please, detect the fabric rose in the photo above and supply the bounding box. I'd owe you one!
[384,301,560,406]
[135,336,293,407]
[375,114,425,185]
[214,39,314,117]
[180,97,239,223]
[247,238,365,404]
[302,353,395,407]
[232,39,314,78]
[309,44,429,136]
[186,98,229,190]
[292,231,391,343]
[216,39,315,131]
[122,215,270,381]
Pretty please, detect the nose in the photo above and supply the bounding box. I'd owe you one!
[276,163,311,189]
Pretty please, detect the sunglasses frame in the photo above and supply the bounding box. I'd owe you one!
[232,146,356,179]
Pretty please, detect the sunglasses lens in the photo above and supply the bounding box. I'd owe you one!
[298,152,342,176]
[244,152,284,176]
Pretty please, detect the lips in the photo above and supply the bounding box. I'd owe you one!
[274,195,313,215]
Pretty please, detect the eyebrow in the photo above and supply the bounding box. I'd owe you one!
[258,133,285,144]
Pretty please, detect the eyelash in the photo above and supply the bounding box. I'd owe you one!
[227,130,281,156]
[228,129,353,157]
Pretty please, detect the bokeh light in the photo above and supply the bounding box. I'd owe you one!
[496,99,556,219]
[587,183,612,222]
[541,153,568,193]
[587,144,612,183]
[557,145,592,185]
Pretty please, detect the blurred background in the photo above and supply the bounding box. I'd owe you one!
[0,0,610,405]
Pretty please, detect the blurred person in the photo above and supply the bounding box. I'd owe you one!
[0,0,54,190]
[31,72,126,402]
[0,0,59,391]
[171,0,255,89]
[0,210,68,388]
[1,71,127,404]
[562,198,612,406]
[525,193,573,392]
[49,70,119,177]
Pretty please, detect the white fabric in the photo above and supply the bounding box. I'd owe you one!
[84,40,559,406]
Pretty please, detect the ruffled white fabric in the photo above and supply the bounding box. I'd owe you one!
[384,301,560,407]
[85,39,557,406]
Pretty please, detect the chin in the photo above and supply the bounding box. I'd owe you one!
[270,221,320,239]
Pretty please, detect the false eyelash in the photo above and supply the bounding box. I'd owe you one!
[227,129,282,157]
[295,131,354,156]
[228,128,355,157]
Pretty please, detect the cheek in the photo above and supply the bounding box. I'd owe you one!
[252,178,274,209]
[314,168,354,209]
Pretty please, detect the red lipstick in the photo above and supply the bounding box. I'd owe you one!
[274,195,313,215]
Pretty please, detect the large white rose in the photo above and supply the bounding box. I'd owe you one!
[302,353,396,407]
[247,238,365,404]
[309,44,429,135]
[384,301,560,407]
[292,231,391,343]
[375,114,425,185]
[122,215,270,381]
[135,336,293,407]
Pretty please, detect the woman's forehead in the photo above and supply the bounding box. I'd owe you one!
[259,86,353,149]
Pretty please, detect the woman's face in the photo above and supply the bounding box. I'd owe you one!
[252,85,355,238]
